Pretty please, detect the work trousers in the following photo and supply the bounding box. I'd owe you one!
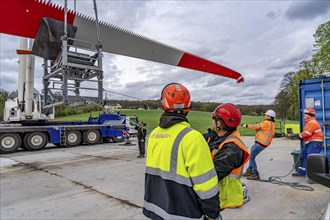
[298,141,323,176]
[138,139,145,156]
[247,142,266,173]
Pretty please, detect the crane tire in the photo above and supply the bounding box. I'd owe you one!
[0,133,21,154]
[83,129,100,145]
[112,136,125,143]
[23,132,48,151]
[65,130,82,147]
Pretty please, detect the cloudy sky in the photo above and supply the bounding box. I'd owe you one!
[0,0,329,105]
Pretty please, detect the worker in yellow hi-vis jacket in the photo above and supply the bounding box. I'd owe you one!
[143,83,221,220]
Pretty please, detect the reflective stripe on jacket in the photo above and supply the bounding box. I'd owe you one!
[247,120,275,147]
[299,117,324,144]
[143,121,220,220]
[211,130,250,209]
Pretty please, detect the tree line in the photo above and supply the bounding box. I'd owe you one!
[105,99,273,116]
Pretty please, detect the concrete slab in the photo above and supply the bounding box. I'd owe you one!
[0,137,329,219]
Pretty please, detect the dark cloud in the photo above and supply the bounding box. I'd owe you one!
[266,11,277,20]
[266,8,283,20]
[285,1,329,20]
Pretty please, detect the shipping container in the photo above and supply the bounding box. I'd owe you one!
[298,77,330,166]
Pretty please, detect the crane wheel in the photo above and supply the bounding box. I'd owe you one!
[112,136,125,143]
[0,133,21,154]
[83,129,100,145]
[23,132,48,151]
[65,130,82,147]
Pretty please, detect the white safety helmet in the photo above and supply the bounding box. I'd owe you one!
[265,110,276,118]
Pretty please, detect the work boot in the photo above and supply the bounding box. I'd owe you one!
[242,169,253,177]
[247,172,260,180]
[243,195,250,204]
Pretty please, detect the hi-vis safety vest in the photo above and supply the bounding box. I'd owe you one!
[248,120,275,147]
[143,122,219,220]
[300,117,324,144]
[211,130,250,209]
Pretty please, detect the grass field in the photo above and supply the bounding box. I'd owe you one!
[56,109,299,136]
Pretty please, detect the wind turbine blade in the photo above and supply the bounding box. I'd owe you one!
[0,0,243,83]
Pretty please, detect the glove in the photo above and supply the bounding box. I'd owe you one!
[241,124,247,128]
[203,132,209,141]
[203,128,217,142]
[208,128,217,141]
[203,128,213,140]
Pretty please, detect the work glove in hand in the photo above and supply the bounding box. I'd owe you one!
[203,128,217,142]
[203,131,210,141]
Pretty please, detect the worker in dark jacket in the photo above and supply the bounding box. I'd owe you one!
[204,103,250,210]
[136,121,147,158]
[143,83,220,220]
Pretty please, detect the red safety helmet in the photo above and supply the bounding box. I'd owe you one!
[212,103,242,128]
[161,83,192,113]
[304,108,316,116]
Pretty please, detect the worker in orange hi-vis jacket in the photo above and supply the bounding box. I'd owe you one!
[294,108,324,177]
[241,110,276,180]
